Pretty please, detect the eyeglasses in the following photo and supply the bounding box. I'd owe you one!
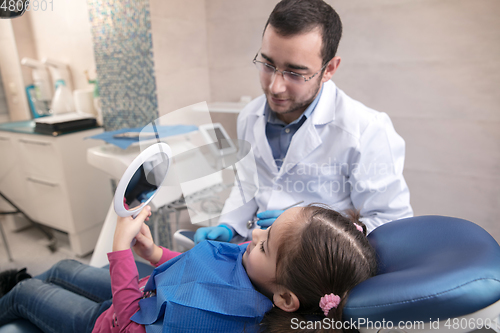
[253,53,328,84]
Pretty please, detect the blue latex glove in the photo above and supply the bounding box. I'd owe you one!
[256,210,285,228]
[194,225,233,244]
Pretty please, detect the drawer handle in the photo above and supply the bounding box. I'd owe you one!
[19,139,51,146]
[27,177,58,187]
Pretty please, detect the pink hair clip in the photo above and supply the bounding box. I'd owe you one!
[354,223,363,233]
[319,293,341,317]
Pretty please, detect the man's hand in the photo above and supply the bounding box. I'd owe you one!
[256,210,285,228]
[194,225,233,244]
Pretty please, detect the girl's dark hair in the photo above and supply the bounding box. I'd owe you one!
[261,204,377,333]
[264,0,343,66]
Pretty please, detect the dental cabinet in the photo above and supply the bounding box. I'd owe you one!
[0,121,111,256]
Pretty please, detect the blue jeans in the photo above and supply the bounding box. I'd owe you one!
[0,259,113,333]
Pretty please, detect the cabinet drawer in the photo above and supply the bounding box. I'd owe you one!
[26,177,71,232]
[18,138,63,181]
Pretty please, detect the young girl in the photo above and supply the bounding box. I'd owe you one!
[257,205,377,332]
[0,204,376,332]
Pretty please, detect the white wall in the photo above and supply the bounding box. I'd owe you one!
[205,0,279,103]
[149,0,272,112]
[331,0,500,241]
[150,0,211,117]
[0,69,10,121]
[0,20,31,121]
[27,0,96,91]
[11,14,38,90]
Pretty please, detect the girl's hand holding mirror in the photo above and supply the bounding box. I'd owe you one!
[112,142,172,252]
[113,206,152,252]
[133,219,163,264]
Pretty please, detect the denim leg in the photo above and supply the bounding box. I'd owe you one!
[0,278,112,333]
[35,259,112,302]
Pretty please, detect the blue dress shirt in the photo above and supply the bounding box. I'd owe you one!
[265,86,323,169]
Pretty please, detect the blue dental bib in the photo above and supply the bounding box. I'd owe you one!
[131,241,273,333]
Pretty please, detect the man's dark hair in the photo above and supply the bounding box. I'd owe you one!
[264,0,343,66]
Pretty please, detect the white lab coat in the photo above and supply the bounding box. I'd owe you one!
[219,80,413,239]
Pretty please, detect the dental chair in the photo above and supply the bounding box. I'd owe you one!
[344,215,500,332]
[2,215,500,333]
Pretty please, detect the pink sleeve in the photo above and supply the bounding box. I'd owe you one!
[154,246,181,267]
[105,248,181,333]
[107,250,146,333]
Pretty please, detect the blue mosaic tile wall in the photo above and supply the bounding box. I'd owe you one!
[87,0,158,131]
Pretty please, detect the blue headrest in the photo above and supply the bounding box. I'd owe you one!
[344,216,500,323]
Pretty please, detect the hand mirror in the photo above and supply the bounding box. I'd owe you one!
[114,142,172,218]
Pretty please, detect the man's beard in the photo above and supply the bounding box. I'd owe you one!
[265,78,322,115]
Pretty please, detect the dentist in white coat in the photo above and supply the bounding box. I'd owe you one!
[195,0,412,243]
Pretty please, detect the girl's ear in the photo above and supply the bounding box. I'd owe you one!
[273,287,300,312]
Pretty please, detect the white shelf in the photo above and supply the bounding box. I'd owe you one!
[192,102,248,114]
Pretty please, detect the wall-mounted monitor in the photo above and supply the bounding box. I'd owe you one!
[199,123,237,158]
